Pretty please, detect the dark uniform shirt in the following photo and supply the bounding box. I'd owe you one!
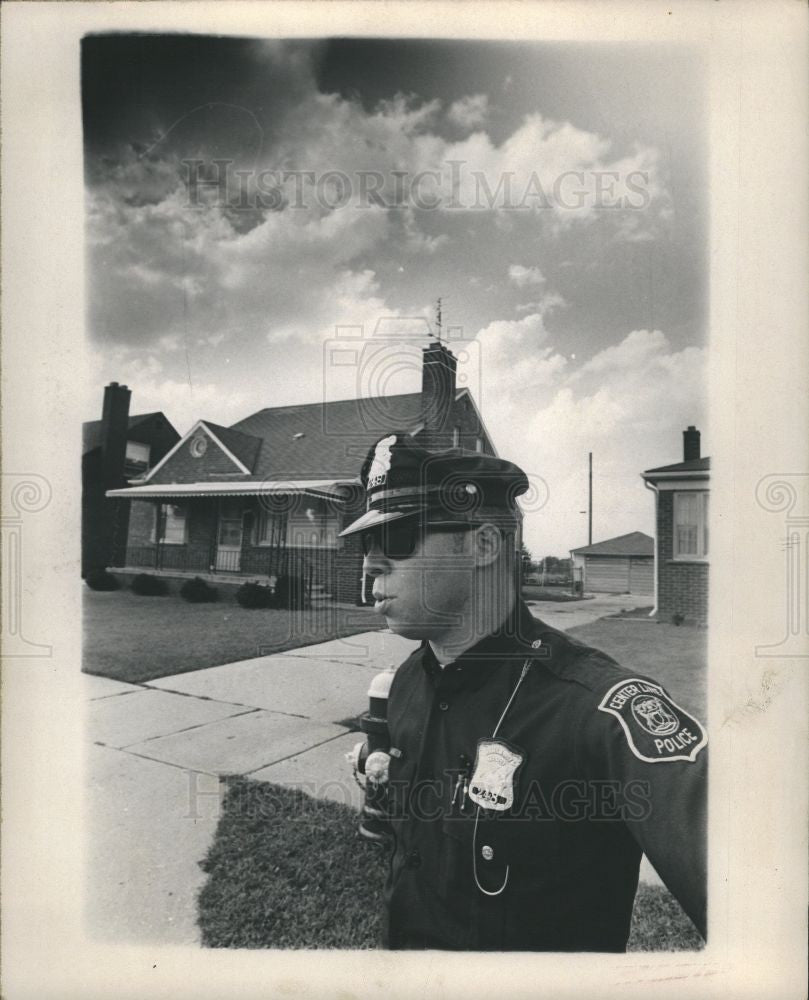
[383,600,707,951]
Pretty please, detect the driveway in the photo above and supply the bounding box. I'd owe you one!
[527,592,652,630]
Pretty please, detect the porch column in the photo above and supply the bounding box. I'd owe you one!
[154,500,163,570]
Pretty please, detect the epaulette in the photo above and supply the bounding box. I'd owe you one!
[527,628,632,693]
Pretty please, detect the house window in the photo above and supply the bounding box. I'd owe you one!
[452,425,461,448]
[673,492,709,559]
[152,503,188,545]
[286,500,339,549]
[475,437,484,453]
[124,440,150,476]
[255,507,285,547]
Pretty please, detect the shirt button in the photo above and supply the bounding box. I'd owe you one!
[405,849,422,869]
[481,845,494,861]
[438,701,450,712]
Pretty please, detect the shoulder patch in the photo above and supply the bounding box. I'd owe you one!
[597,678,707,763]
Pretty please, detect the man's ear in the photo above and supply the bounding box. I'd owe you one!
[473,523,503,567]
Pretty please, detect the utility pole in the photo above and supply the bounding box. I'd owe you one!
[588,452,593,546]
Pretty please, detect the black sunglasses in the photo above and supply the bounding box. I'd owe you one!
[361,520,473,561]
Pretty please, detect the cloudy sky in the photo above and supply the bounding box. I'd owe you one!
[82,35,707,558]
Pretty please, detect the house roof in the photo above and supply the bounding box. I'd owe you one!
[570,531,654,558]
[199,421,262,472]
[643,456,711,476]
[230,392,432,480]
[126,387,494,491]
[82,412,164,455]
[107,480,350,500]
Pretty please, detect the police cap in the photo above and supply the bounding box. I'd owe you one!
[339,432,529,537]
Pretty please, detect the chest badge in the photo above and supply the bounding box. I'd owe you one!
[468,739,524,812]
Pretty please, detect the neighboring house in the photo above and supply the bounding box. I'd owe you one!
[641,426,710,625]
[570,532,654,595]
[82,382,180,576]
[106,341,502,604]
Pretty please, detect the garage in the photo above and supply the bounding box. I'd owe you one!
[629,557,654,594]
[570,532,654,595]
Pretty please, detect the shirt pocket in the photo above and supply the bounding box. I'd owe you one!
[472,810,563,891]
[439,815,476,895]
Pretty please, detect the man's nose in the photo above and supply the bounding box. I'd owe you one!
[362,550,388,578]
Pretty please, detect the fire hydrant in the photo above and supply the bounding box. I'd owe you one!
[346,665,397,845]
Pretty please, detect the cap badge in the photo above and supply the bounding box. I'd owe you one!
[367,434,396,489]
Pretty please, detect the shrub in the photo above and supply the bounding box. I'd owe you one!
[84,569,120,591]
[180,577,219,603]
[671,612,685,626]
[235,581,276,609]
[275,574,308,610]
[131,573,169,596]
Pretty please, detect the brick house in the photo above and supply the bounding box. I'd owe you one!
[570,532,654,595]
[82,382,180,576]
[641,426,710,624]
[106,342,500,604]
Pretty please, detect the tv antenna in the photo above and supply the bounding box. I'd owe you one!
[435,297,443,342]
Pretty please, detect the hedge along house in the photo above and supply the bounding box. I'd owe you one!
[106,341,499,604]
[641,426,710,625]
[569,532,654,595]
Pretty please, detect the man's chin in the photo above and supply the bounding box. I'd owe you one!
[382,616,440,641]
[382,618,419,638]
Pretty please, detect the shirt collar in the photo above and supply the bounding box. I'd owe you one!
[420,599,544,692]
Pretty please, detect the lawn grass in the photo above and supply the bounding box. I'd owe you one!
[603,606,655,619]
[197,778,704,951]
[82,589,384,684]
[568,618,707,720]
[522,584,587,603]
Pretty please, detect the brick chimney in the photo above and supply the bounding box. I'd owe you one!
[100,382,131,485]
[683,425,701,462]
[421,341,457,448]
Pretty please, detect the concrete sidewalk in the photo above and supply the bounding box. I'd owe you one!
[85,629,416,944]
[85,596,659,945]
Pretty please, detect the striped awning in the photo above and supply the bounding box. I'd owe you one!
[106,479,355,500]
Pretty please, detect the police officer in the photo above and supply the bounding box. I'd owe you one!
[340,432,707,952]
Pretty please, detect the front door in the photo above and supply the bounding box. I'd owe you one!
[215,498,244,571]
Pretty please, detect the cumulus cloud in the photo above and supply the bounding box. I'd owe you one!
[508,264,545,288]
[431,114,668,229]
[447,94,490,131]
[470,325,707,557]
[85,345,252,435]
[86,63,671,410]
[83,42,689,530]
